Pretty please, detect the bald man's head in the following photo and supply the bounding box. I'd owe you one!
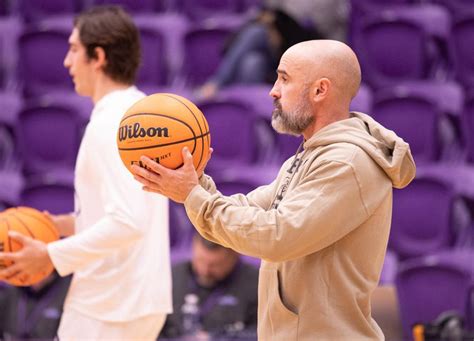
[284,40,361,100]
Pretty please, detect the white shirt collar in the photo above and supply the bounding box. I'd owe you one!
[91,86,138,120]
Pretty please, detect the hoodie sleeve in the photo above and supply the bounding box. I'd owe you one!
[184,159,377,262]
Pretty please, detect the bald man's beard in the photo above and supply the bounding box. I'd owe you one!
[271,96,314,136]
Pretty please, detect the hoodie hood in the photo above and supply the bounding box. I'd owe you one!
[303,112,416,189]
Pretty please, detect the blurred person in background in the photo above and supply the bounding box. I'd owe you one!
[265,0,349,42]
[197,6,317,100]
[0,6,171,340]
[0,272,71,340]
[160,233,258,341]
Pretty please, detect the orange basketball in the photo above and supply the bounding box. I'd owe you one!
[0,207,59,286]
[117,93,211,173]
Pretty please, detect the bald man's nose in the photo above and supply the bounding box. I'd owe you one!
[269,85,280,99]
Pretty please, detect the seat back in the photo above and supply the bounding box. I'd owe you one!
[463,92,474,162]
[17,99,81,174]
[181,26,234,86]
[20,171,75,214]
[18,0,79,22]
[396,251,473,338]
[18,20,73,95]
[389,177,454,258]
[198,99,257,169]
[354,5,450,87]
[373,89,442,163]
[452,14,474,88]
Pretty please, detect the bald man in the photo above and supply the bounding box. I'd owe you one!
[132,40,416,340]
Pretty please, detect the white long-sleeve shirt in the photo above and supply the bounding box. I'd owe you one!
[47,87,172,322]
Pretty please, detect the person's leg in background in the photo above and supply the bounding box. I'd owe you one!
[197,23,272,99]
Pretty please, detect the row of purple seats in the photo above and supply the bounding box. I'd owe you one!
[3,78,474,181]
[3,4,474,92]
[351,0,474,20]
[0,0,261,22]
[351,2,474,88]
[2,161,472,262]
[209,81,474,165]
[0,13,245,93]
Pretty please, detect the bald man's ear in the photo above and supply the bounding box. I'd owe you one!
[312,78,331,102]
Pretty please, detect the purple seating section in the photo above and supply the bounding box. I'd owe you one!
[0,2,474,331]
[396,250,474,338]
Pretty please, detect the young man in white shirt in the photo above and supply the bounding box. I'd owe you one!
[0,6,172,340]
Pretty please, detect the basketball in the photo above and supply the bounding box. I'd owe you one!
[117,93,211,173]
[0,207,59,286]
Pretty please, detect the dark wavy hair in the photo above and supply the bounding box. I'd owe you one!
[74,5,141,84]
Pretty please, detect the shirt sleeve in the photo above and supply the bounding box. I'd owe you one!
[184,160,372,262]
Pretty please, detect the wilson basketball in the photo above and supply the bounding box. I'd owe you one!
[117,93,211,173]
[0,207,59,286]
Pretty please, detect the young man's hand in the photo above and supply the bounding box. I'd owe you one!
[0,232,54,285]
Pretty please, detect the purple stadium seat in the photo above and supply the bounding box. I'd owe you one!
[350,83,373,115]
[354,4,451,87]
[137,27,167,87]
[217,84,276,163]
[16,96,83,174]
[219,83,272,119]
[396,249,474,338]
[452,13,474,88]
[210,84,305,163]
[0,0,8,16]
[432,0,474,15]
[133,14,189,90]
[349,0,413,45]
[18,0,80,22]
[178,0,244,21]
[275,134,304,163]
[415,163,474,248]
[0,91,21,170]
[91,0,161,13]
[20,170,75,214]
[463,90,474,163]
[0,170,23,210]
[211,164,279,196]
[169,200,194,251]
[18,17,74,96]
[389,176,456,259]
[372,81,464,163]
[0,17,22,90]
[180,25,235,87]
[197,99,261,171]
[379,250,398,285]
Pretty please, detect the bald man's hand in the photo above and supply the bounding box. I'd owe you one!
[132,147,212,203]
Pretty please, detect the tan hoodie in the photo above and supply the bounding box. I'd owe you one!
[184,112,416,340]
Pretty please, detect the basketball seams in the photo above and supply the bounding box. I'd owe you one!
[9,213,35,239]
[162,94,207,170]
[18,210,59,240]
[118,131,210,151]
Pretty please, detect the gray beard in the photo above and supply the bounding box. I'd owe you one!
[271,100,314,136]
